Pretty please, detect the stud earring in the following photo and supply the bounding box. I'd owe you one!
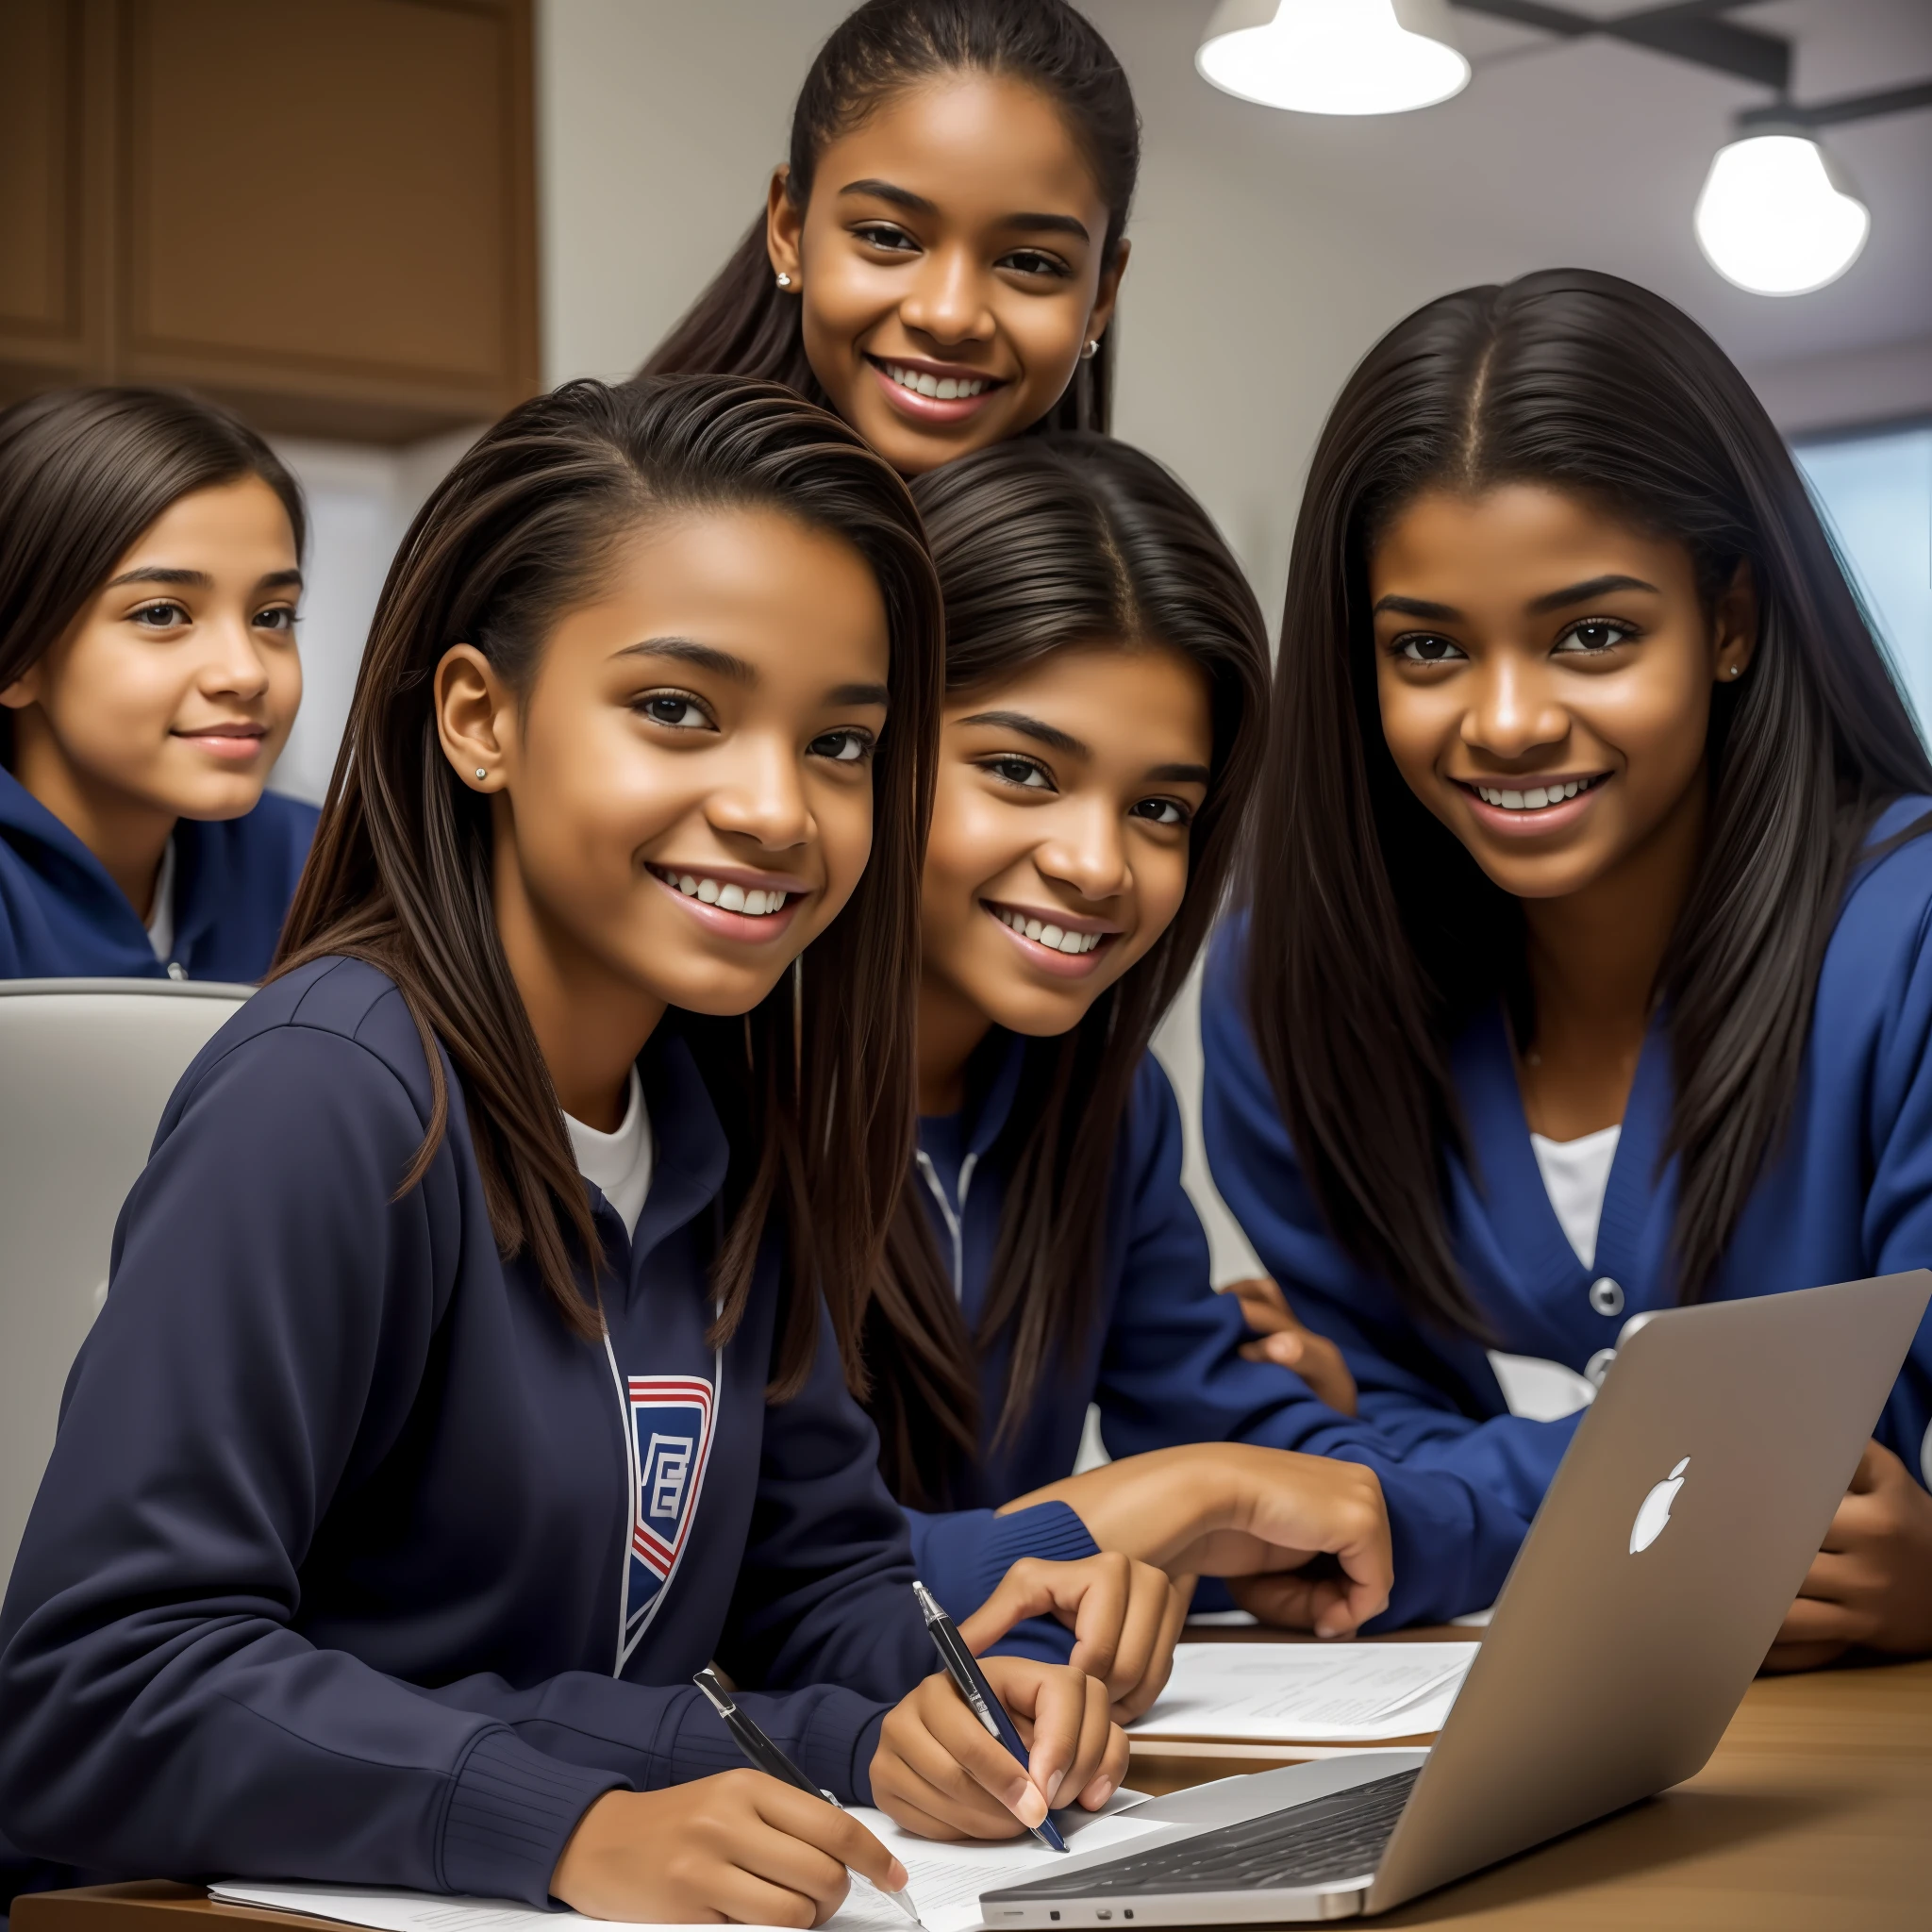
[1728,665,1741,679]
[1080,338,1098,359]
[774,272,793,289]
[475,768,487,780]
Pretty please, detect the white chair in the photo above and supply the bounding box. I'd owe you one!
[0,978,251,1590]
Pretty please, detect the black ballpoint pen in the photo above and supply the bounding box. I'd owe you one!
[912,1579,1069,1853]
[691,1669,926,1926]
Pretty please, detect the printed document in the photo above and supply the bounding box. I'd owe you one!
[210,1793,1160,1932]
[1128,1641,1478,1742]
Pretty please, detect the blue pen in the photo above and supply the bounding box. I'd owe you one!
[911,1579,1069,1853]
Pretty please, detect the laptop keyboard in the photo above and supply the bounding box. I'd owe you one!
[994,1770,1421,1899]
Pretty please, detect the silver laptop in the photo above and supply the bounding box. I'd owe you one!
[981,1270,1931,1924]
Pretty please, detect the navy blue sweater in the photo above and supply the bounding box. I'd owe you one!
[0,958,942,1904]
[1202,798,1932,1538]
[0,765,316,981]
[903,1037,1533,1633]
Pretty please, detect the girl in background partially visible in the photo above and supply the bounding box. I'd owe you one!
[847,435,1528,1643]
[645,0,1133,475]
[0,387,314,982]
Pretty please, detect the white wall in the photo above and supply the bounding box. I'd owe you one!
[269,428,480,805]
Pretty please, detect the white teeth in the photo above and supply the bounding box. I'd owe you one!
[991,906,1101,954]
[887,363,987,400]
[661,870,790,915]
[1475,779,1590,810]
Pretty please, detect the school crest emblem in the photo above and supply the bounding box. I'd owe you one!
[620,1374,716,1661]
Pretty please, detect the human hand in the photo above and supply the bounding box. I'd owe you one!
[1763,1439,1932,1673]
[958,1551,1191,1719]
[871,1655,1126,1842]
[1225,1276,1358,1415]
[1001,1444,1392,1638]
[551,1771,908,1924]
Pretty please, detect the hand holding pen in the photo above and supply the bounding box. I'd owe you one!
[693,1669,926,1927]
[866,1581,1129,1849]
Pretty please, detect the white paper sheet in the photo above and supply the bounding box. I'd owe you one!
[1128,1641,1478,1742]
[210,1796,1161,1932]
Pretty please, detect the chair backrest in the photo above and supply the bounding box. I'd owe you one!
[0,978,251,1588]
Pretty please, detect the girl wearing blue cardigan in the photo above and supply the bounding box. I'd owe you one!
[846,435,1535,1641]
[1204,268,1932,1673]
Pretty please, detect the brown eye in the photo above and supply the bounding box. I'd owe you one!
[1557,619,1638,655]
[1395,633,1464,664]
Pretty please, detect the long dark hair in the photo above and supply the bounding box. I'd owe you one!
[643,0,1138,438]
[1246,267,1932,1334]
[276,376,941,1391]
[858,434,1271,1505]
[0,386,305,766]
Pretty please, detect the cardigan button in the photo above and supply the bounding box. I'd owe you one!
[1589,1275,1624,1317]
[1585,1346,1619,1387]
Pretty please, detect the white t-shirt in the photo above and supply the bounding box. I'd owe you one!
[144,837,178,964]
[563,1067,653,1240]
[1530,1123,1621,1271]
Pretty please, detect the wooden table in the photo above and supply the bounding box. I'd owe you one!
[18,1651,1932,1932]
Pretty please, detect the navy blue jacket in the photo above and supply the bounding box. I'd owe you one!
[0,958,941,1905]
[0,765,316,981]
[903,1037,1534,1632]
[1202,798,1932,1538]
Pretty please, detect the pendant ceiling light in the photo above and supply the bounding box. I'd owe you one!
[1693,130,1871,296]
[1196,0,1470,117]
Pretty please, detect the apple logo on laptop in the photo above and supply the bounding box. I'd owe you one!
[1629,1457,1690,1554]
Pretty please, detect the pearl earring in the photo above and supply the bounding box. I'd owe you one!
[774,272,793,289]
[1728,665,1741,679]
[1080,339,1098,359]
[475,768,487,780]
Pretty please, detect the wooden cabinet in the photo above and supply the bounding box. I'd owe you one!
[0,0,538,441]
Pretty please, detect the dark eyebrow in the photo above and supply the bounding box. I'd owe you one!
[1002,210,1091,242]
[1373,594,1460,622]
[841,177,937,218]
[104,567,213,591]
[840,177,1090,242]
[958,708,1089,758]
[827,681,890,708]
[615,638,756,682]
[258,570,303,592]
[1527,574,1661,614]
[1147,762,1211,786]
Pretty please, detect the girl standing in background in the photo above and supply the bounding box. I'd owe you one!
[645,0,1134,475]
[1206,269,1932,1671]
[0,388,315,982]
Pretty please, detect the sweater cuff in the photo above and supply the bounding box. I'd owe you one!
[910,1501,1101,1619]
[440,1727,629,1906]
[659,1686,894,1808]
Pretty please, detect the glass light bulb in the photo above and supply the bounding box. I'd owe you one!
[1197,0,1470,117]
[1693,133,1870,297]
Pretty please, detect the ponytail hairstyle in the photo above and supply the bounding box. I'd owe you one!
[858,434,1271,1505]
[0,386,305,767]
[276,375,941,1391]
[1246,267,1932,1335]
[644,0,1138,438]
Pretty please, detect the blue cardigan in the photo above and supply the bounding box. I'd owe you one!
[0,764,316,981]
[1201,798,1932,1537]
[0,959,945,1906]
[902,1035,1534,1634]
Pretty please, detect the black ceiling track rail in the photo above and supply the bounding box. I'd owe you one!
[1451,0,1932,133]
